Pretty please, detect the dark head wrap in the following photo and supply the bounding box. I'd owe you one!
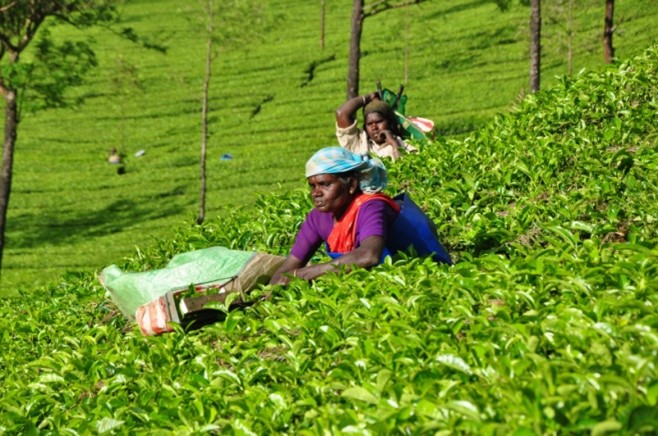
[363,100,395,121]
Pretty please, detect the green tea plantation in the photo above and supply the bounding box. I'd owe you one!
[3,0,657,293]
[1,43,657,434]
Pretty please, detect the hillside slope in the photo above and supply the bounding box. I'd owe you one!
[1,0,657,293]
[0,44,656,433]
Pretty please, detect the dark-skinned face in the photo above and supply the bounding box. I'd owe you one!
[365,112,390,144]
[307,174,357,217]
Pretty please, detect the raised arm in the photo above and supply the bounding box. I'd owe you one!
[336,92,378,128]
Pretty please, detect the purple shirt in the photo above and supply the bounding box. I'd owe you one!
[290,199,399,264]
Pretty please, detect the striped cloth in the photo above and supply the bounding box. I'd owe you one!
[136,295,175,336]
[305,146,388,194]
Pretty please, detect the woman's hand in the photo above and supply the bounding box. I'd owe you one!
[269,255,304,285]
[378,130,401,159]
[270,263,337,285]
[364,92,379,104]
[292,263,337,281]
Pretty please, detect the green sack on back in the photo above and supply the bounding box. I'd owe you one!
[100,246,255,319]
[380,87,428,140]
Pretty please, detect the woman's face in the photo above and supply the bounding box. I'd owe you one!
[307,174,356,216]
[365,112,390,144]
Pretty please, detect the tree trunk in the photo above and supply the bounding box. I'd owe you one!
[197,36,212,225]
[346,0,364,99]
[320,0,326,49]
[603,0,615,64]
[0,86,18,279]
[529,0,541,93]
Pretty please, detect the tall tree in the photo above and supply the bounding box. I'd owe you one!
[529,0,541,93]
[603,0,615,63]
[191,0,268,225]
[493,0,542,93]
[0,0,120,280]
[197,0,215,226]
[346,0,428,99]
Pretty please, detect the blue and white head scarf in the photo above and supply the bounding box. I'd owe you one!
[305,146,388,194]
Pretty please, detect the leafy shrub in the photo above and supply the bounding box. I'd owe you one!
[1,46,657,434]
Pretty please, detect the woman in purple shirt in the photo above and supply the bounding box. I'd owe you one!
[269,147,399,285]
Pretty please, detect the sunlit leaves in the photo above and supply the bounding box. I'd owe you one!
[2,45,658,433]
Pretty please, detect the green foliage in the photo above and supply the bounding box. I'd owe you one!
[1,44,658,433]
[2,0,657,292]
[20,29,99,112]
[0,0,118,92]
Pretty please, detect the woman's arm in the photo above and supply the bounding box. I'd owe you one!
[268,254,305,285]
[269,235,386,285]
[327,235,385,270]
[336,93,378,128]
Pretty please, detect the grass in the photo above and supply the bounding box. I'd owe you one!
[1,0,657,294]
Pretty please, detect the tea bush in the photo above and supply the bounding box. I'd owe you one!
[1,46,657,434]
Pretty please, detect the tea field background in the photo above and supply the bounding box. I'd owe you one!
[1,0,657,294]
[1,43,657,433]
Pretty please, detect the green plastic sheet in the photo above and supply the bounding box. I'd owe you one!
[100,246,255,318]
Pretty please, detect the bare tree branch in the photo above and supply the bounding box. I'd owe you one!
[17,15,44,53]
[0,2,17,13]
